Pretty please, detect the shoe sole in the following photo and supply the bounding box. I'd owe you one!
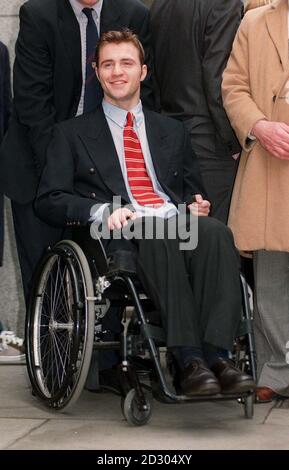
[221,380,256,395]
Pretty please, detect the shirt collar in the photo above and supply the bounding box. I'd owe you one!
[102,100,144,128]
[69,0,103,20]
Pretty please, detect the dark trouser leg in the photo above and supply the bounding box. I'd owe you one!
[11,200,64,307]
[186,132,239,224]
[136,220,201,348]
[196,155,238,223]
[183,217,241,351]
[135,216,241,351]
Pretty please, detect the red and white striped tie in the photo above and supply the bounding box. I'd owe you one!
[123,112,164,208]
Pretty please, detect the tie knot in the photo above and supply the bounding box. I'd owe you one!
[126,112,134,127]
[82,8,94,21]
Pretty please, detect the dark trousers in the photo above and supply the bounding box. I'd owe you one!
[186,131,239,224]
[136,216,241,350]
[106,215,241,351]
[11,200,64,306]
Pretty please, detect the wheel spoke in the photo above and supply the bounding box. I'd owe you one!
[27,242,95,409]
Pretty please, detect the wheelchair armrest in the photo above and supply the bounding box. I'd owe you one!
[72,226,109,275]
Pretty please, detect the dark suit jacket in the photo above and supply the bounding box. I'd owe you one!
[35,107,205,228]
[0,41,11,266]
[150,0,242,156]
[0,0,153,204]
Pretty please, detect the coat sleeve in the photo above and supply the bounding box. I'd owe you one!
[13,3,56,173]
[222,12,266,150]
[202,0,242,154]
[35,125,97,228]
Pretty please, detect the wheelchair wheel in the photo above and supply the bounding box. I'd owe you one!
[26,240,95,410]
[121,388,152,426]
[244,394,254,419]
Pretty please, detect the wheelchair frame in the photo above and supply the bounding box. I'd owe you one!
[25,235,257,426]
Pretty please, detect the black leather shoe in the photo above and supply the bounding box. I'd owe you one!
[180,358,221,396]
[211,358,256,394]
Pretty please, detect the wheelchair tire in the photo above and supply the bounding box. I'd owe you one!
[244,394,254,419]
[26,240,95,411]
[121,388,152,426]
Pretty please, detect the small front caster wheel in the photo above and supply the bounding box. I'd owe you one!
[121,388,152,426]
[244,394,254,419]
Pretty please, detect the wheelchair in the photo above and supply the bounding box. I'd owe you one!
[25,227,257,426]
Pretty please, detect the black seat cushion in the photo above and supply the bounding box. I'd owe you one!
[107,250,138,276]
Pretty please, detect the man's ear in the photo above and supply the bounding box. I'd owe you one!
[140,64,147,82]
[93,63,99,81]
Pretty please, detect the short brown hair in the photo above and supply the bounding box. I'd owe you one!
[94,29,145,67]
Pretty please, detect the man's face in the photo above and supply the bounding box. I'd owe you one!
[77,0,99,7]
[96,42,147,108]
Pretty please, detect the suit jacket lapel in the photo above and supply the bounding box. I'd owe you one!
[79,110,130,203]
[266,0,288,70]
[100,0,121,33]
[58,0,82,88]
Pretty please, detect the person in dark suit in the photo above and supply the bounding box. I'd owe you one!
[150,0,242,224]
[0,41,11,268]
[0,0,153,306]
[36,30,255,396]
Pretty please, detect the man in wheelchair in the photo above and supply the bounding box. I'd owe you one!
[35,29,255,397]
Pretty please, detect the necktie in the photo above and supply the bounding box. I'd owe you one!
[82,8,102,113]
[123,112,164,208]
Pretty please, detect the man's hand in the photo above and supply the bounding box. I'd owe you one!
[251,120,289,160]
[188,194,211,217]
[107,208,138,230]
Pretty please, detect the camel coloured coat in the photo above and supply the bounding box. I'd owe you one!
[244,0,272,13]
[222,0,289,252]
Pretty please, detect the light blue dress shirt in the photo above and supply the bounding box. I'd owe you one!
[90,100,179,223]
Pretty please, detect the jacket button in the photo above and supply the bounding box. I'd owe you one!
[173,171,178,177]
[90,192,96,199]
[89,167,95,174]
[273,95,276,102]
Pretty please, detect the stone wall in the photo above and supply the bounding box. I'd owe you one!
[0,0,22,64]
[0,1,25,334]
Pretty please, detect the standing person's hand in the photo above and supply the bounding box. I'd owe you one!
[251,120,289,160]
[188,194,211,217]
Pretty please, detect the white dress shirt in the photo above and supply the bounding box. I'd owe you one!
[69,0,103,116]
